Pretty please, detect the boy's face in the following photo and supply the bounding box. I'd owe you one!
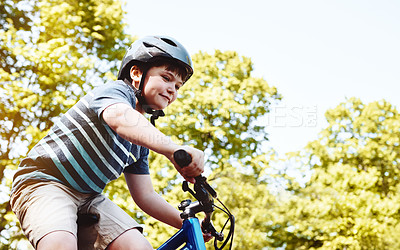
[142,66,184,110]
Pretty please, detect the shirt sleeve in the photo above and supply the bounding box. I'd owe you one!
[124,146,150,174]
[89,80,136,121]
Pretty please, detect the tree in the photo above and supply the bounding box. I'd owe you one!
[105,50,282,248]
[2,1,283,248]
[266,98,400,249]
[0,0,130,247]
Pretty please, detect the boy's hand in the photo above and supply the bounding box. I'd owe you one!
[171,146,204,183]
[203,232,213,242]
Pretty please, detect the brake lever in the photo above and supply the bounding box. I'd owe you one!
[201,219,224,241]
[182,181,196,197]
[184,179,212,205]
[195,175,217,198]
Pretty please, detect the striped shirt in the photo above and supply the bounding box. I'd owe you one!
[12,80,149,194]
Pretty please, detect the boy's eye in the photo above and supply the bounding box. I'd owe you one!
[162,75,170,81]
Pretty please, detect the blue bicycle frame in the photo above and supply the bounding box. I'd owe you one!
[157,217,205,250]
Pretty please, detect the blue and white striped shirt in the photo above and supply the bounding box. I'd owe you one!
[12,80,149,194]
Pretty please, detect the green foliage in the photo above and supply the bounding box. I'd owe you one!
[2,1,282,248]
[268,98,400,249]
[2,1,282,246]
[0,0,130,247]
[169,50,280,161]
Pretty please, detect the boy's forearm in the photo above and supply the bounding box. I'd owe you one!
[125,174,183,229]
[103,103,178,157]
[138,191,183,229]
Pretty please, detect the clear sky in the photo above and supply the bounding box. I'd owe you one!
[124,0,400,155]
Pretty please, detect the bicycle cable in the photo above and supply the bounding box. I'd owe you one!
[213,198,235,250]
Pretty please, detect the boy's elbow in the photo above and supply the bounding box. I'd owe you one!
[102,103,130,130]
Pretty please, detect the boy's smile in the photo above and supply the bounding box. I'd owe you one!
[159,93,171,103]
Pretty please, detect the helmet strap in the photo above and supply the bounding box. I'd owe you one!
[150,110,165,126]
[123,72,165,127]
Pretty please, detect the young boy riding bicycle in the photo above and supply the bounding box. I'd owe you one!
[10,36,209,249]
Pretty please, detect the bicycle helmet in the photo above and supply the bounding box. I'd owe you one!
[117,35,193,126]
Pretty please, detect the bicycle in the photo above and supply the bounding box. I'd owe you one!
[77,149,235,249]
[157,149,235,250]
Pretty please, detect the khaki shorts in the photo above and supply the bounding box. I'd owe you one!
[10,181,143,249]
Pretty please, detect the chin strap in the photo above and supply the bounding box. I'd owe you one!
[123,78,165,126]
[150,110,165,126]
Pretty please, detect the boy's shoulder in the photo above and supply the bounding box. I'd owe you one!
[86,79,137,112]
[93,79,127,91]
[90,80,134,97]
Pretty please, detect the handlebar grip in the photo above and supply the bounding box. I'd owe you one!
[174,149,192,168]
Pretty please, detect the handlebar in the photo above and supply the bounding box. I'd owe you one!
[174,149,223,240]
[174,149,235,248]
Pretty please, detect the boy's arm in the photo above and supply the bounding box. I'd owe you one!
[125,173,183,229]
[102,102,204,181]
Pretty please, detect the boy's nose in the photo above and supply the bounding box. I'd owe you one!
[166,84,175,94]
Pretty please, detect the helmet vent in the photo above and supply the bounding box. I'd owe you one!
[160,38,177,47]
[143,42,153,48]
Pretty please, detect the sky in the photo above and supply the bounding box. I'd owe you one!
[124,0,400,156]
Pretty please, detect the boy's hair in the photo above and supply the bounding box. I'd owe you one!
[121,58,190,83]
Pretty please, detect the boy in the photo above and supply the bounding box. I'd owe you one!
[10,36,206,249]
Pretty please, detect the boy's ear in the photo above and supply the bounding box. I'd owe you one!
[130,65,142,87]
